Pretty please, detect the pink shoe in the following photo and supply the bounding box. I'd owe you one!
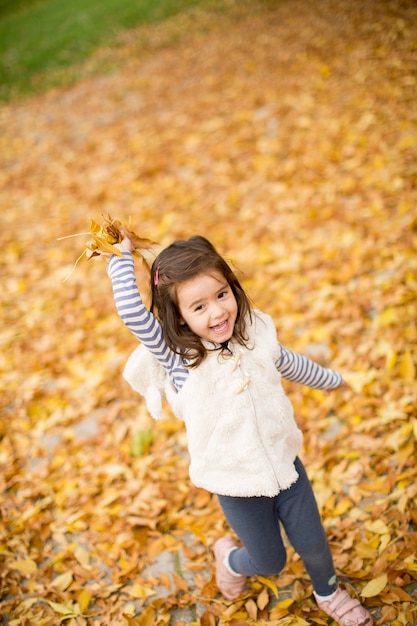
[213,537,246,600]
[316,586,374,626]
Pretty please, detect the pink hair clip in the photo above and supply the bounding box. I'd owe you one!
[154,263,160,286]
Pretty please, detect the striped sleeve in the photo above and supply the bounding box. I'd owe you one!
[107,252,188,390]
[275,343,342,390]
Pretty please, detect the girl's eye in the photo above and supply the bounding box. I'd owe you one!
[218,290,228,299]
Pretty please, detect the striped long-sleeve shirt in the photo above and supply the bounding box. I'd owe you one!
[108,253,343,391]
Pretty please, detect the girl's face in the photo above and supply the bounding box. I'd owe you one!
[177,270,238,344]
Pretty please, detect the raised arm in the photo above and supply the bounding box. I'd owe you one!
[276,343,343,390]
[107,252,188,390]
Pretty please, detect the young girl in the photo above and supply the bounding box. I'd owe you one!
[103,233,374,626]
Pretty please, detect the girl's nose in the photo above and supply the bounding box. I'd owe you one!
[210,301,224,319]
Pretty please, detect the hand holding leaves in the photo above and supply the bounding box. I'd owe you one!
[86,216,156,259]
[59,214,157,280]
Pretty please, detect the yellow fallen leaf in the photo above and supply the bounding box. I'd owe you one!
[343,370,378,393]
[292,579,306,602]
[172,572,188,592]
[385,348,397,371]
[136,606,156,626]
[147,535,179,557]
[269,607,292,620]
[399,351,415,380]
[186,524,208,545]
[413,418,417,440]
[378,534,391,554]
[124,584,155,599]
[77,588,91,614]
[51,570,73,591]
[47,600,81,616]
[364,519,389,535]
[395,440,415,465]
[74,545,91,568]
[360,574,388,598]
[10,559,37,574]
[226,611,248,620]
[257,575,278,598]
[376,307,397,327]
[222,601,245,618]
[123,615,142,626]
[16,598,37,611]
[333,497,353,516]
[354,542,378,559]
[158,573,171,589]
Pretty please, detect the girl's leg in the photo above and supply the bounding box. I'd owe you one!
[277,459,375,624]
[276,457,337,596]
[217,461,374,623]
[218,458,337,593]
[217,493,287,577]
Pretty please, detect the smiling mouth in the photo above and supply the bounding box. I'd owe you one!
[211,320,228,334]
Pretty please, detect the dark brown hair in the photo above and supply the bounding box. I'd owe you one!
[150,235,252,367]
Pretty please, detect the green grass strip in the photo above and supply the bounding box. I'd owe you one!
[0,0,211,101]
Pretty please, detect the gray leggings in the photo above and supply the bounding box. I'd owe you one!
[217,457,337,596]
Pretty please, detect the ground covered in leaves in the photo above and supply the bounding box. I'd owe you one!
[1,0,416,624]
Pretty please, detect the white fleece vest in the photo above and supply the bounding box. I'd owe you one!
[123,310,302,497]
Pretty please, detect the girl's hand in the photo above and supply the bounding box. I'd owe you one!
[114,233,133,254]
[337,379,351,390]
[92,230,133,258]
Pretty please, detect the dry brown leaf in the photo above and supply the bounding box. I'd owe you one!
[244,598,258,620]
[257,587,270,610]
